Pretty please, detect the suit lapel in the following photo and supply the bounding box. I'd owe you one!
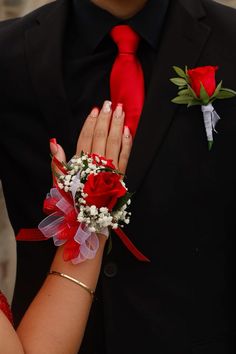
[127,0,211,192]
[24,0,71,144]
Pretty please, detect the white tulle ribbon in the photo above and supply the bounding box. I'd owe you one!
[201,103,221,148]
[38,185,108,263]
[72,225,109,264]
[38,188,74,246]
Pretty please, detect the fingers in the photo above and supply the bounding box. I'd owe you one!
[49,139,66,176]
[55,100,132,178]
[118,126,132,175]
[106,104,125,168]
[91,101,112,156]
[76,107,99,156]
[49,139,66,163]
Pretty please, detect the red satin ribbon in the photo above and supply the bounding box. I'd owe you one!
[17,226,150,262]
[114,227,150,262]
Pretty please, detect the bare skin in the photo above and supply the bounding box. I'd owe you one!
[0,101,132,354]
[91,0,149,19]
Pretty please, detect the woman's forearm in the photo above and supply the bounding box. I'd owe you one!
[16,236,106,354]
[0,311,24,354]
[7,101,131,354]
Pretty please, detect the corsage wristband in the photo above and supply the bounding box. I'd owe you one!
[17,152,150,263]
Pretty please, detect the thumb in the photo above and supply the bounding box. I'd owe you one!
[49,139,67,180]
[49,138,66,163]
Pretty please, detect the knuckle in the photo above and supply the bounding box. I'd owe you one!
[108,135,121,146]
[112,116,123,127]
[81,130,94,139]
[99,112,111,121]
[87,114,96,121]
[94,129,107,139]
[124,136,132,145]
[86,115,97,127]
[119,151,129,161]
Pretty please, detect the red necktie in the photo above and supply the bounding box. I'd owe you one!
[110,25,145,137]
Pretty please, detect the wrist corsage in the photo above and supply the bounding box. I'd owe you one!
[17,153,149,263]
[171,65,236,150]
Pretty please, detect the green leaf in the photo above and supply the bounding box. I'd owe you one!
[173,66,187,79]
[171,96,192,104]
[53,170,61,179]
[170,77,187,86]
[221,88,236,95]
[178,89,191,96]
[62,161,70,170]
[106,234,112,255]
[187,100,202,107]
[211,80,222,98]
[113,192,133,211]
[200,83,210,105]
[209,97,217,105]
[187,85,199,100]
[217,90,236,99]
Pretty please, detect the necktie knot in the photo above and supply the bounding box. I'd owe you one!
[110,25,140,54]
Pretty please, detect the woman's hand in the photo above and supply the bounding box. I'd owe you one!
[50,100,132,175]
[16,102,133,354]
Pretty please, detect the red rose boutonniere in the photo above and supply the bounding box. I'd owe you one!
[171,65,236,150]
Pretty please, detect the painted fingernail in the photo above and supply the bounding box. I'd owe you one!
[90,107,99,118]
[115,103,123,118]
[124,126,131,138]
[103,100,112,113]
[49,138,58,154]
[50,138,57,144]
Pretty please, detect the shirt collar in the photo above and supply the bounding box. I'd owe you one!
[73,0,170,53]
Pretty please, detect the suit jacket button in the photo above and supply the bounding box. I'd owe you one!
[104,262,118,278]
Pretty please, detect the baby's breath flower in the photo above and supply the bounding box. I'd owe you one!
[100,207,108,213]
[90,205,98,216]
[56,152,131,235]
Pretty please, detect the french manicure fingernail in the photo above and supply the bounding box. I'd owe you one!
[103,100,112,113]
[115,103,123,118]
[90,107,99,118]
[124,126,131,138]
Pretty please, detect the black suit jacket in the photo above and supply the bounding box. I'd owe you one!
[0,0,236,353]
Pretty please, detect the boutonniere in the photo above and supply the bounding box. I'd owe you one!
[170,65,236,150]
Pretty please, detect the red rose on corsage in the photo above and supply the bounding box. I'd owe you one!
[170,65,236,150]
[84,172,127,210]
